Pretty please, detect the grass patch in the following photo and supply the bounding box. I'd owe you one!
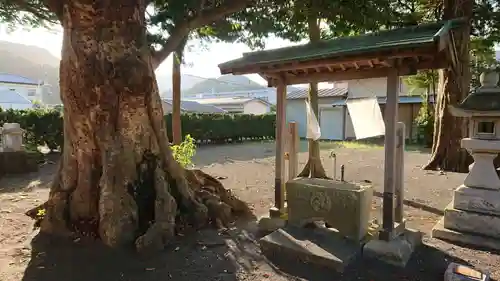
[333,141,383,149]
[298,139,429,153]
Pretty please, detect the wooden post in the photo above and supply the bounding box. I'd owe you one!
[172,51,182,145]
[270,80,287,217]
[288,122,299,180]
[380,69,399,241]
[395,122,405,223]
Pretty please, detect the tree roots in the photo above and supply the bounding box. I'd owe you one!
[297,158,330,179]
[26,154,253,252]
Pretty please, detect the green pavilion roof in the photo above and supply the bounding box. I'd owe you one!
[219,19,465,74]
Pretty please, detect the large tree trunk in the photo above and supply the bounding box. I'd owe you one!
[172,49,183,145]
[298,14,328,179]
[27,0,251,252]
[423,0,473,172]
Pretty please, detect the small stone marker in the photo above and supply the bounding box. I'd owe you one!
[444,263,490,281]
[1,123,23,152]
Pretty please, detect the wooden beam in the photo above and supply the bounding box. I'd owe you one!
[263,49,435,74]
[380,68,399,241]
[270,77,287,217]
[269,59,443,86]
[224,47,437,75]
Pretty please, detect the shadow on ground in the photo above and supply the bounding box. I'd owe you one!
[193,142,277,166]
[265,243,473,281]
[372,190,445,216]
[0,163,57,194]
[21,224,290,281]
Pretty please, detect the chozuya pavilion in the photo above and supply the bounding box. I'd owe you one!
[219,19,465,270]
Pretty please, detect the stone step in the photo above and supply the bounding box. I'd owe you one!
[259,225,363,273]
[443,204,500,239]
[453,185,500,216]
[432,218,500,251]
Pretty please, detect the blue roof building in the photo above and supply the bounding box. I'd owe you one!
[0,89,34,110]
[0,74,38,85]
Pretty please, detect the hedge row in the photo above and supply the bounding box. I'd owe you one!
[0,108,63,151]
[0,108,276,150]
[164,113,275,143]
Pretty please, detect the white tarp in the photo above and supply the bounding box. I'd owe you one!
[305,100,321,140]
[346,97,385,140]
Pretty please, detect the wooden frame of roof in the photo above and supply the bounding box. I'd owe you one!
[219,19,465,86]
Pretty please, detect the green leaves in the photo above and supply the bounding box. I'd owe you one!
[0,107,63,151]
[164,113,276,142]
[171,134,197,168]
[0,108,276,153]
[0,0,58,28]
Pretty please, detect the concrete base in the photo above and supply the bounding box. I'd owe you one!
[453,185,500,216]
[444,204,500,238]
[432,218,500,251]
[259,225,363,272]
[257,216,286,233]
[0,151,39,176]
[363,228,422,267]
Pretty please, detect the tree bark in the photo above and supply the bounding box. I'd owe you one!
[172,49,183,145]
[423,0,473,172]
[298,13,328,179]
[27,0,251,252]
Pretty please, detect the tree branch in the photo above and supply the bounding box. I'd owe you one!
[9,0,60,23]
[151,0,252,69]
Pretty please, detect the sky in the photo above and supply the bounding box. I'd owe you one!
[0,25,302,85]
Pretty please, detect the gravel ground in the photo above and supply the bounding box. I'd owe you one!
[0,141,499,281]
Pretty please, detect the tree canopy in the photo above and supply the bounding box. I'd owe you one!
[1,0,261,68]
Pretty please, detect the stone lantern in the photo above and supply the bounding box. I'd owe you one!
[451,71,500,189]
[432,71,500,250]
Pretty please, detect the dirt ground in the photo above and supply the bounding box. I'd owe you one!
[1,141,499,281]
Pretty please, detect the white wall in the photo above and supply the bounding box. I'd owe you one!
[215,104,244,113]
[286,97,342,138]
[243,100,270,115]
[184,89,277,104]
[345,77,411,99]
[344,110,356,139]
[0,82,40,102]
[0,102,33,110]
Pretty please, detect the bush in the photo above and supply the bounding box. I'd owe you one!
[0,108,276,150]
[164,113,275,143]
[0,108,63,151]
[413,103,434,147]
[171,134,196,168]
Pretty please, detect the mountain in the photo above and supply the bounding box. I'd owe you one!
[0,41,187,104]
[157,73,211,98]
[0,41,301,104]
[0,41,61,104]
[183,75,266,95]
[0,41,59,68]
